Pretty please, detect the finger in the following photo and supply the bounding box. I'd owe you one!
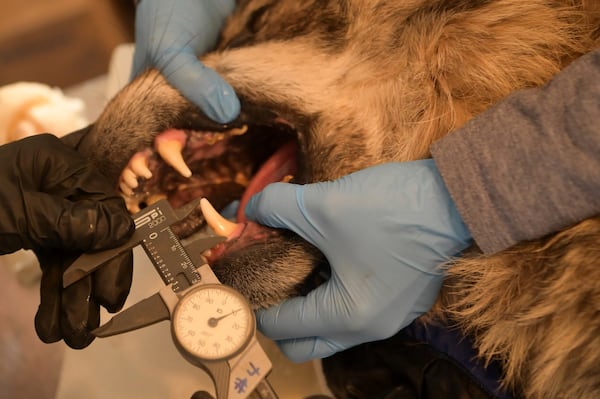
[23,134,127,210]
[16,136,133,250]
[93,251,134,313]
[161,53,240,123]
[220,200,240,219]
[244,183,323,248]
[274,337,345,363]
[23,193,133,252]
[35,249,98,348]
[256,280,357,340]
[60,275,99,349]
[20,134,114,198]
[71,197,133,250]
[34,251,65,343]
[262,268,444,337]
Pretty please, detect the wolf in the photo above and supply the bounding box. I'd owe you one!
[65,1,600,398]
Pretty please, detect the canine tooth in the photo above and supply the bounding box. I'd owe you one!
[129,151,153,179]
[200,198,238,237]
[156,138,192,178]
[229,125,248,136]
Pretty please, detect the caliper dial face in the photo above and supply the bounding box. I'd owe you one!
[172,284,254,361]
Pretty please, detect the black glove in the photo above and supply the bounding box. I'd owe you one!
[0,134,135,349]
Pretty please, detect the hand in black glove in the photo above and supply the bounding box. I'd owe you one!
[0,134,135,349]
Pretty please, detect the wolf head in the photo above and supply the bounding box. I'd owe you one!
[68,3,600,396]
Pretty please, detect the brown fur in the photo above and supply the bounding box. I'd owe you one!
[71,1,600,398]
[434,217,600,398]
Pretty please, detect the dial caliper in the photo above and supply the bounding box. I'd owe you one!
[63,198,278,399]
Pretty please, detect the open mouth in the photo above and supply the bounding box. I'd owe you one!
[118,114,299,263]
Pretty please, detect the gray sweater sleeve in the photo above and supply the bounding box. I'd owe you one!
[430,48,600,254]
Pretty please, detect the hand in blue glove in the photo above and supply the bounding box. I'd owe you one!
[132,0,240,123]
[244,160,472,362]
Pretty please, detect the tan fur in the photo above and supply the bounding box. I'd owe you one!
[433,216,600,399]
[76,1,600,397]
[214,0,599,167]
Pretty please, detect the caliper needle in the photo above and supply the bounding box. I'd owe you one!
[208,308,242,327]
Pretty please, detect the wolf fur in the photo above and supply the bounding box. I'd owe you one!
[74,1,600,398]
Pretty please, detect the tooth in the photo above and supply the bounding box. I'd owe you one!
[130,151,153,179]
[119,180,134,197]
[234,172,249,186]
[155,136,192,178]
[122,168,139,189]
[125,197,141,214]
[206,133,225,145]
[200,198,239,237]
[229,125,248,136]
[146,193,168,206]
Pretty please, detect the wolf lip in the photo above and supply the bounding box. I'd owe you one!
[173,102,278,134]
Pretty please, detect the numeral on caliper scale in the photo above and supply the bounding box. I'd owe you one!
[141,227,200,292]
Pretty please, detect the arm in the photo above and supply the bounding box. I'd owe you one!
[431,48,600,254]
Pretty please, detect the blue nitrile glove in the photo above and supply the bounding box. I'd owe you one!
[244,160,473,362]
[132,0,240,123]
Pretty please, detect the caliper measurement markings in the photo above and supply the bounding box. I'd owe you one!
[144,239,174,284]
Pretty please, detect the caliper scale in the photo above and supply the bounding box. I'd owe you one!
[63,198,278,399]
[140,225,200,292]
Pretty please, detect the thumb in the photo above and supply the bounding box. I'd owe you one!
[161,53,240,123]
[244,183,323,247]
[274,337,342,363]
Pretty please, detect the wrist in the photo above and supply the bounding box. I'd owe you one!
[425,159,472,245]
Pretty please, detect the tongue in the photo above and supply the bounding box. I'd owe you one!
[236,141,297,222]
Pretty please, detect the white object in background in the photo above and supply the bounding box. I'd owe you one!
[0,82,89,145]
[0,81,89,285]
[105,43,135,100]
[2,249,40,287]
